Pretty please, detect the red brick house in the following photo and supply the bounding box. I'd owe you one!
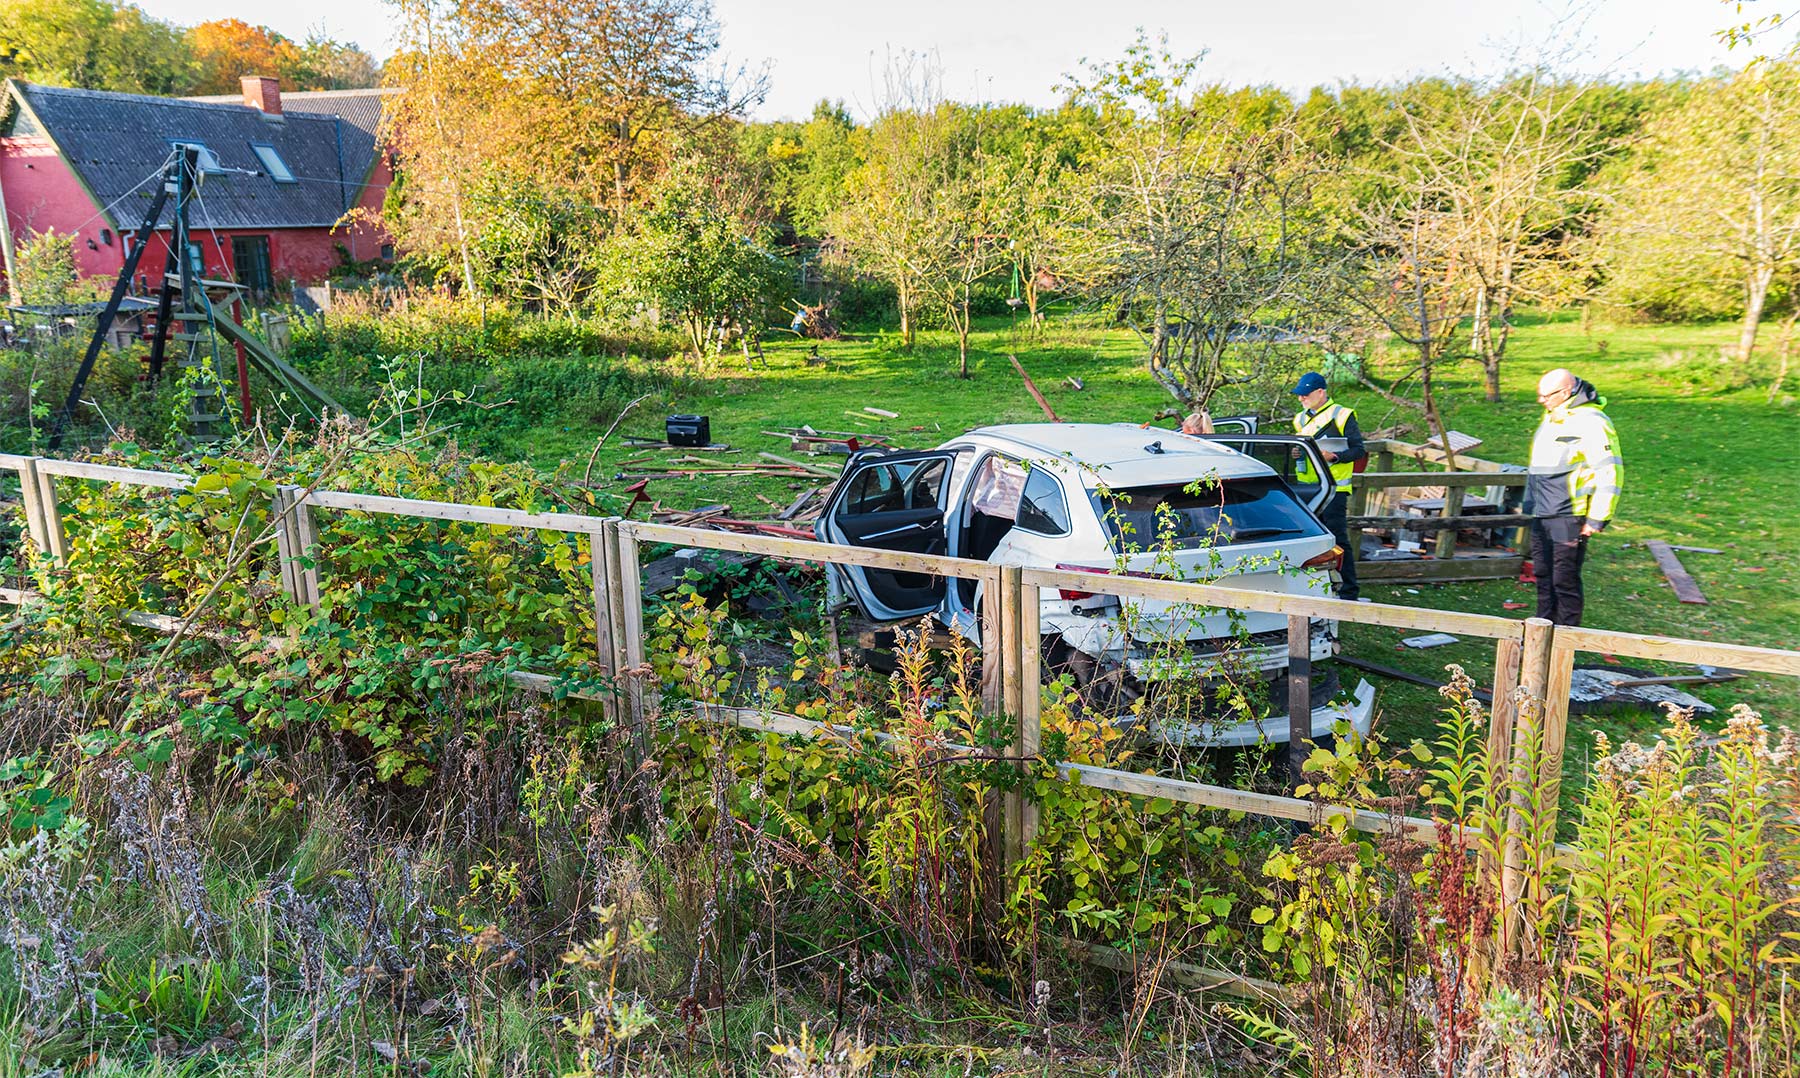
[0,76,395,298]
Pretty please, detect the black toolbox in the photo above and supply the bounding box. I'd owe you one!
[665,414,711,447]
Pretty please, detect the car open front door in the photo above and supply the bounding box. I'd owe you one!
[816,450,957,621]
[1208,414,1259,434]
[1199,434,1335,514]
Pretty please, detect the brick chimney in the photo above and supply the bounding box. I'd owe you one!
[240,75,283,117]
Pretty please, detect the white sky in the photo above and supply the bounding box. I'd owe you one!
[134,0,1745,120]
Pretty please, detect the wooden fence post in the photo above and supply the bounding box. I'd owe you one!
[272,487,298,601]
[1500,616,1555,963]
[15,458,51,561]
[997,565,1025,869]
[1346,477,1370,567]
[1433,485,1466,561]
[980,565,1007,716]
[272,485,321,609]
[1287,614,1312,788]
[1537,634,1580,833]
[1016,572,1042,857]
[589,520,617,723]
[21,460,67,568]
[616,522,649,751]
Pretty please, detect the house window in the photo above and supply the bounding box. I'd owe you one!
[380,244,394,260]
[249,143,296,184]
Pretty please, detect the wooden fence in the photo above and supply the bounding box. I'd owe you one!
[4,452,1798,964]
[1351,438,1532,583]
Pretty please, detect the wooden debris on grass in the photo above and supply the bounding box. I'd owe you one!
[757,452,841,478]
[864,406,899,418]
[1646,539,1709,604]
[1009,353,1061,422]
[763,428,890,454]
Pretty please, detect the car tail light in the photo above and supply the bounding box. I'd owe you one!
[1054,563,1108,601]
[1053,563,1168,601]
[1301,546,1343,571]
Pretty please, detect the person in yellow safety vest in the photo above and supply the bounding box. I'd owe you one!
[1526,368,1622,626]
[1290,371,1365,600]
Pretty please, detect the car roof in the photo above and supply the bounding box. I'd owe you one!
[952,423,1276,488]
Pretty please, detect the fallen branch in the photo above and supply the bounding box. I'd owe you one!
[583,393,652,486]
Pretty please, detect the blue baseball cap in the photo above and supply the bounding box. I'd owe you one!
[1291,371,1327,395]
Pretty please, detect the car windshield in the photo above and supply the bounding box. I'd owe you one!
[1099,477,1326,552]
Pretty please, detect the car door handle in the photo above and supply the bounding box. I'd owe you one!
[863,520,936,540]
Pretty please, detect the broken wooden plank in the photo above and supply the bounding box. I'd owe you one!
[777,485,821,520]
[1009,353,1060,422]
[757,452,842,478]
[1350,513,1532,532]
[1646,539,1709,605]
[864,406,899,418]
[1336,655,1493,704]
[1612,670,1742,689]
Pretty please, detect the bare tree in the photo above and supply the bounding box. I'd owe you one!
[1344,178,1473,467]
[1392,72,1600,401]
[1603,60,1800,364]
[1072,116,1341,414]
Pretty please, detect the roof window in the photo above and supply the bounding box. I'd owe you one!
[249,143,296,184]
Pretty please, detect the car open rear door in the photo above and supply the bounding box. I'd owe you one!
[1208,414,1259,434]
[1199,434,1335,514]
[816,449,957,621]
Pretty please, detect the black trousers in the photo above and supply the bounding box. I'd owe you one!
[1531,515,1588,626]
[1318,489,1358,600]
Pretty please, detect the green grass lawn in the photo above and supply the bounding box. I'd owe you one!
[523,312,1798,762]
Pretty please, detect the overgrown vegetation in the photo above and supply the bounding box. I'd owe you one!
[1,417,1796,1073]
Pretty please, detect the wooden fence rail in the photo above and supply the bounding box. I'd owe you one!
[3,452,1798,965]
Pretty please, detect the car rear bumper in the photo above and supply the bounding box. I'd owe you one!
[1142,678,1377,748]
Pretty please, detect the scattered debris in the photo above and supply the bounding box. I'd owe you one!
[1066,376,1085,391]
[764,427,889,454]
[788,301,841,339]
[1009,353,1061,422]
[621,437,733,452]
[1668,544,1723,554]
[1336,655,1493,703]
[1400,632,1460,649]
[758,452,841,478]
[864,406,899,418]
[642,547,762,594]
[778,485,822,520]
[1502,600,1527,610]
[1612,666,1743,689]
[1646,539,1708,604]
[1568,666,1717,714]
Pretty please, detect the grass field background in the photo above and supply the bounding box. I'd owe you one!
[513,311,1797,763]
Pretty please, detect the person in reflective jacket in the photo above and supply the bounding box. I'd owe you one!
[1290,371,1365,600]
[1526,368,1622,626]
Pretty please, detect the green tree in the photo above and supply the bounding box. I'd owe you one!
[738,100,859,240]
[1601,61,1800,362]
[1061,33,1340,413]
[0,0,193,94]
[605,162,788,356]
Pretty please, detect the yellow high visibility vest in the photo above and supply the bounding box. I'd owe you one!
[1293,402,1356,492]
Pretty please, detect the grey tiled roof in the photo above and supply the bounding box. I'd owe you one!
[6,81,392,231]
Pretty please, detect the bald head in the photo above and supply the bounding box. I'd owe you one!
[1537,368,1578,409]
[1538,368,1576,396]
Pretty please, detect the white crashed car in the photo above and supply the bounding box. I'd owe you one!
[815,422,1375,747]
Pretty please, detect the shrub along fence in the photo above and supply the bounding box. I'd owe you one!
[4,451,1798,973]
